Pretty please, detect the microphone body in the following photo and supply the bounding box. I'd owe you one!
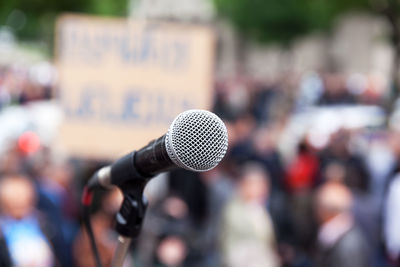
[134,135,174,176]
[88,109,228,189]
[91,135,173,189]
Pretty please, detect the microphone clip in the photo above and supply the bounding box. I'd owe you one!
[115,191,148,238]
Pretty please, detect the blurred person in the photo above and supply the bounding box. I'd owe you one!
[213,78,251,121]
[73,187,124,267]
[194,166,235,266]
[295,71,324,110]
[286,141,319,193]
[18,80,47,104]
[249,126,296,264]
[322,161,346,183]
[163,170,213,266]
[318,72,355,105]
[38,160,79,220]
[319,129,370,192]
[0,64,51,108]
[155,234,188,267]
[140,162,235,267]
[220,162,280,267]
[320,131,382,265]
[314,182,370,267]
[384,173,400,266]
[323,161,382,266]
[0,174,55,267]
[228,113,256,164]
[233,113,256,144]
[0,143,24,175]
[285,141,319,255]
[366,133,397,201]
[198,163,237,267]
[168,170,209,226]
[1,66,26,105]
[251,81,279,124]
[8,144,80,267]
[138,187,222,267]
[251,125,285,192]
[34,157,79,267]
[382,131,400,267]
[0,66,11,109]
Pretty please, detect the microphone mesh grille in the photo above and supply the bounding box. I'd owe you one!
[165,110,228,172]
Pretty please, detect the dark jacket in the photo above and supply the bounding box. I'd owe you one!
[0,229,11,267]
[315,226,370,267]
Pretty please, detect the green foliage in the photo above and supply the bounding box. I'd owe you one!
[214,0,370,44]
[0,0,128,41]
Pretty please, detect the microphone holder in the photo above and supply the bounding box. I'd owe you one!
[111,152,150,267]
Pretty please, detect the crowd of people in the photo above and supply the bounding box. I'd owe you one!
[0,68,399,267]
[0,63,53,109]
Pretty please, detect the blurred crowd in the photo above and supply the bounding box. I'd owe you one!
[0,68,400,267]
[0,63,53,109]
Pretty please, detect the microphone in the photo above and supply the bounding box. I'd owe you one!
[88,109,228,189]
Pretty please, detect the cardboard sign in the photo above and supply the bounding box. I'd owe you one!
[55,14,214,159]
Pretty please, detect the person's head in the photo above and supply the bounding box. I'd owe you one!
[314,182,353,224]
[0,174,36,220]
[323,162,346,183]
[0,144,22,175]
[43,161,73,188]
[233,113,256,142]
[156,234,187,267]
[162,195,188,220]
[237,162,270,204]
[323,72,346,94]
[329,129,350,157]
[252,126,278,154]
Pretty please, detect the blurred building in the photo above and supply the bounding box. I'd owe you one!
[130,1,394,86]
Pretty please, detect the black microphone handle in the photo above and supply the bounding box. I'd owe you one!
[87,135,176,189]
[109,135,175,187]
[133,135,175,177]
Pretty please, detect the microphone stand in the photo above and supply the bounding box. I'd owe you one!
[110,153,150,267]
[111,236,132,267]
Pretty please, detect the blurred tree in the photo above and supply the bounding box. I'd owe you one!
[214,0,400,106]
[375,0,400,106]
[0,0,128,41]
[214,0,369,44]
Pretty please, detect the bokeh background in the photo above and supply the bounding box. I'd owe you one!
[1,0,400,266]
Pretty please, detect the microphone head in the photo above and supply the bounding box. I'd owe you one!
[165,110,228,172]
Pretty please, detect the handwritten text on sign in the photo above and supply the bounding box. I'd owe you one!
[56,15,214,159]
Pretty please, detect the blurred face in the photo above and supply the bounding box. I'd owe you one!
[324,74,345,94]
[234,115,255,142]
[163,196,188,219]
[0,149,21,174]
[314,182,352,225]
[239,171,269,204]
[0,176,35,220]
[253,128,274,153]
[46,163,73,188]
[156,236,187,267]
